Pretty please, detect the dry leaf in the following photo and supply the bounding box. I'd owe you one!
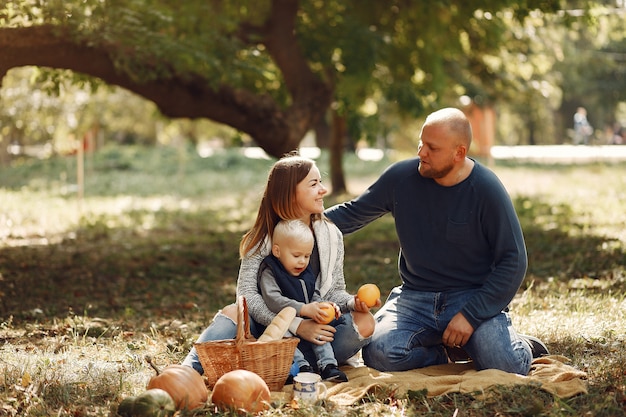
[21,372,31,387]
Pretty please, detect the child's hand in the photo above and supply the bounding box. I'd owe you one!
[313,302,340,324]
[302,302,341,324]
[299,303,317,319]
[330,302,341,319]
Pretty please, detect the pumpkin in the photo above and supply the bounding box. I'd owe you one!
[145,355,208,410]
[116,396,136,417]
[211,369,271,415]
[133,389,176,417]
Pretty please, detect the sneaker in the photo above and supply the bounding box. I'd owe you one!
[520,334,550,358]
[445,345,472,363]
[299,364,314,373]
[321,364,348,382]
[344,351,364,368]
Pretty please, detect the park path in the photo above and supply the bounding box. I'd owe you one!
[490,145,626,163]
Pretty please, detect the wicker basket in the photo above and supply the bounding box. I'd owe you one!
[195,296,300,391]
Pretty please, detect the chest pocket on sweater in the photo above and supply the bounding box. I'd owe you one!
[446,219,470,245]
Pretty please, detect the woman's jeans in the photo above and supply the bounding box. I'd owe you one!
[182,310,368,375]
[362,286,532,375]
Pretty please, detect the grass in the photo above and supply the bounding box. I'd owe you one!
[1,145,625,416]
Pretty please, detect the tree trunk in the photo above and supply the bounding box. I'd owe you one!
[313,111,331,149]
[0,137,10,167]
[528,119,536,145]
[330,110,347,196]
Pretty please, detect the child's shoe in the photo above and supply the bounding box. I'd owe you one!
[321,364,348,382]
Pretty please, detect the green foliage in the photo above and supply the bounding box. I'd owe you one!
[0,65,246,158]
[2,0,624,152]
[556,5,626,128]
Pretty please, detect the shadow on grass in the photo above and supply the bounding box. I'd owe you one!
[1,191,624,329]
[514,196,626,285]
[0,208,244,326]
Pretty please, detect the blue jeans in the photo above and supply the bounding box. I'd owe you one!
[183,310,368,375]
[362,286,532,375]
[292,331,337,371]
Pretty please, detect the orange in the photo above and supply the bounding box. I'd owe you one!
[316,303,336,324]
[357,283,380,308]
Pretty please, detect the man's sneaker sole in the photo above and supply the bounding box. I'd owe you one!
[445,345,472,363]
[520,334,549,358]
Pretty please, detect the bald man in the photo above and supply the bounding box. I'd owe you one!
[325,108,548,375]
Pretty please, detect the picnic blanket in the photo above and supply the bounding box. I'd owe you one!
[274,355,587,406]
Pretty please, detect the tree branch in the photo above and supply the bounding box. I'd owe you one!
[0,22,327,157]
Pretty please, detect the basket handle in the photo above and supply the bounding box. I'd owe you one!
[235,296,255,345]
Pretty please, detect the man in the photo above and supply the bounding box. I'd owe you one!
[325,107,548,375]
[573,107,592,145]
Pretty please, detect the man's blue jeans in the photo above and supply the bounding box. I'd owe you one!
[183,310,368,374]
[362,286,532,375]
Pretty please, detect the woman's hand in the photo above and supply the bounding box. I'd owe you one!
[353,295,382,313]
[295,319,336,345]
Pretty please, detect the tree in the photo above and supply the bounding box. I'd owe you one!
[469,3,626,145]
[555,5,626,142]
[0,0,332,159]
[1,0,566,191]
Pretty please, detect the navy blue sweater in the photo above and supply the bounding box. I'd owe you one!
[325,158,527,329]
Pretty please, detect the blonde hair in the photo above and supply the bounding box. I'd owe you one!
[239,153,322,258]
[272,219,314,248]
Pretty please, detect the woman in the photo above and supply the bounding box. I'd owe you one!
[182,153,377,375]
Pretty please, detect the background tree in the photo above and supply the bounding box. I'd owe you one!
[0,0,333,159]
[556,5,626,142]
[488,3,626,145]
[4,1,625,191]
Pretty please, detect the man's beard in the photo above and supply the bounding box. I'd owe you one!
[418,160,454,179]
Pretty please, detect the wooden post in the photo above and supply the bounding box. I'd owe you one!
[462,101,495,166]
[76,135,84,216]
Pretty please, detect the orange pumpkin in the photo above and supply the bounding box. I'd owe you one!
[211,369,271,415]
[145,355,208,410]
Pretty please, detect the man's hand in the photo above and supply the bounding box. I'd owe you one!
[442,312,474,347]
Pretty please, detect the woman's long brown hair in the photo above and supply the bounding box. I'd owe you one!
[239,153,322,258]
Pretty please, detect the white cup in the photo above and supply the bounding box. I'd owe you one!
[293,372,327,404]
